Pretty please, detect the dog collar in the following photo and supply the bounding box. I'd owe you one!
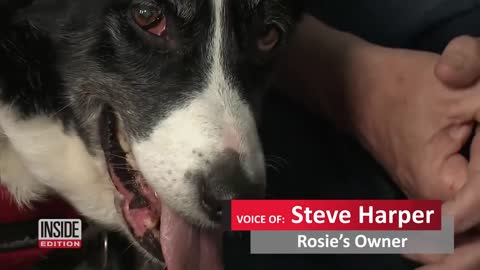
[0,185,79,270]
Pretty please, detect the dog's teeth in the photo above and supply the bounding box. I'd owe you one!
[144,217,160,230]
[152,228,161,240]
[154,192,159,199]
[126,153,138,170]
[117,130,131,152]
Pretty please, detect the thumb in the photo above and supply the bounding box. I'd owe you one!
[438,154,468,199]
[429,124,471,199]
[443,126,480,233]
[435,36,480,89]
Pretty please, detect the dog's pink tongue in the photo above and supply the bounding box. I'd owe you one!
[160,206,223,270]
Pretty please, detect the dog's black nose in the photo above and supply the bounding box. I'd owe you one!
[200,149,265,221]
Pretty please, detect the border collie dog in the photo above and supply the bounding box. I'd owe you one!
[0,0,299,269]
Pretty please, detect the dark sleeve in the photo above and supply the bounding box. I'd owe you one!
[301,0,479,49]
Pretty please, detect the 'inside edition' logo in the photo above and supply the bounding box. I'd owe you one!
[38,219,82,249]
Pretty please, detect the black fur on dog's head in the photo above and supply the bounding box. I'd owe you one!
[2,0,301,268]
[58,0,300,136]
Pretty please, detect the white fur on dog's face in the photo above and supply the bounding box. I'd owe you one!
[132,86,265,226]
[132,0,265,226]
[0,106,122,229]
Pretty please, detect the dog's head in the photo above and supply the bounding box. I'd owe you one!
[51,0,300,268]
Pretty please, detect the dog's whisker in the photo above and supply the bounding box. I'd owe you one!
[266,159,281,168]
[266,155,289,167]
[102,151,129,159]
[107,155,130,162]
[109,161,136,167]
[266,163,281,174]
[50,101,74,117]
[266,159,284,169]
[109,164,140,171]
[266,158,289,170]
[122,242,135,255]
[109,161,130,166]
[266,154,287,161]
[92,149,128,158]
[110,167,134,171]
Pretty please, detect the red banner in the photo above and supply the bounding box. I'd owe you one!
[230,200,442,231]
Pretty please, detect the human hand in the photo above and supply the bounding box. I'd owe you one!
[281,19,480,203]
[411,127,480,270]
[435,36,480,89]
[407,36,480,270]
[277,18,474,199]
[351,45,477,201]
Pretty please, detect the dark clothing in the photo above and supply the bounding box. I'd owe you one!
[304,0,480,51]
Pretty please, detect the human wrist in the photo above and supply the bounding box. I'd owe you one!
[343,44,393,136]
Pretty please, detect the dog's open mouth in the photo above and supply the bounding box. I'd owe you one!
[100,110,223,270]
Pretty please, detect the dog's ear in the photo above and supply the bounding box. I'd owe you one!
[268,0,303,44]
[261,0,303,34]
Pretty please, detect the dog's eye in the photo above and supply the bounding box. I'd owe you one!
[132,5,167,37]
[257,25,280,51]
